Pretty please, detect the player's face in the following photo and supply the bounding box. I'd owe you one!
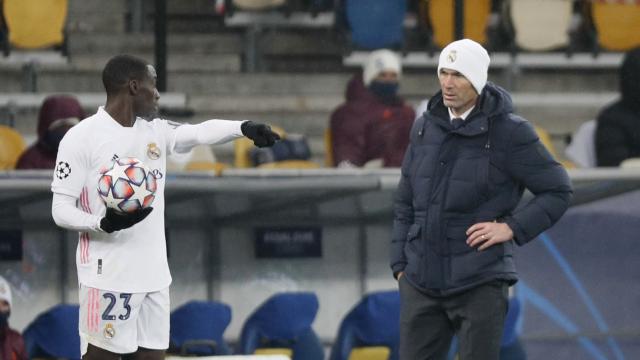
[133,65,160,121]
[439,68,478,116]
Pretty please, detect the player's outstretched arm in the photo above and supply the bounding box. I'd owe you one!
[172,119,280,153]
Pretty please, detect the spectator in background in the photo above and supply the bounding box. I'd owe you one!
[16,95,84,169]
[595,47,640,166]
[329,49,415,167]
[0,276,27,360]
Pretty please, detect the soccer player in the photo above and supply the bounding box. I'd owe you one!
[51,54,279,360]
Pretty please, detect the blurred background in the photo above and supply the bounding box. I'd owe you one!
[0,0,639,359]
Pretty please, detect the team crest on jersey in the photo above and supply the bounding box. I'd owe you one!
[147,143,161,160]
[104,323,116,339]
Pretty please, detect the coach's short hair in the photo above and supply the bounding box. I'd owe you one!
[102,54,149,96]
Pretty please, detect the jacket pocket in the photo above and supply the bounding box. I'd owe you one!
[445,220,475,255]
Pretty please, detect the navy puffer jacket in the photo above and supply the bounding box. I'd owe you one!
[390,83,572,296]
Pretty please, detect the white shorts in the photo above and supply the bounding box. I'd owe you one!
[79,284,170,355]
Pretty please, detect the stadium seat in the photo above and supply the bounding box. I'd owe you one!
[324,128,334,167]
[257,159,319,169]
[534,125,574,168]
[169,300,233,356]
[345,0,406,50]
[426,0,492,49]
[3,0,68,51]
[0,125,26,170]
[23,304,81,360]
[237,292,324,360]
[329,290,401,360]
[591,0,640,51]
[565,119,596,168]
[510,0,573,51]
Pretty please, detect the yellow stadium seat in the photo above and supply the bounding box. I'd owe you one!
[592,1,640,51]
[0,125,26,170]
[427,0,492,48]
[534,126,574,168]
[3,0,68,49]
[348,346,391,360]
[258,160,319,169]
[184,161,229,175]
[254,347,293,357]
[324,128,334,167]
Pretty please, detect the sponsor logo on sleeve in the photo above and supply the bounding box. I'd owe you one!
[55,161,71,179]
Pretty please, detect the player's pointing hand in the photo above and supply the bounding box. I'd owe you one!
[241,121,280,148]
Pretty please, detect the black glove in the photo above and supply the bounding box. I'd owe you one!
[100,207,153,234]
[241,121,281,148]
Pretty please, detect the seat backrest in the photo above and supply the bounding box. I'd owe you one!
[592,1,640,51]
[169,300,232,355]
[3,0,67,49]
[427,0,492,48]
[345,0,406,49]
[510,0,573,51]
[565,119,596,168]
[238,292,323,360]
[0,125,26,170]
[348,346,391,360]
[324,128,334,167]
[23,304,81,360]
[330,290,400,360]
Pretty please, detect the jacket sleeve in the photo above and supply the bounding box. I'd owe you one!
[503,121,573,245]
[390,144,414,276]
[330,106,368,166]
[595,116,629,166]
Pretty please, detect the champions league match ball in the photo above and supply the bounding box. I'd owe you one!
[97,157,157,213]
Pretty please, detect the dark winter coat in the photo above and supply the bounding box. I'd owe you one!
[0,326,27,360]
[330,74,415,167]
[391,83,572,296]
[595,47,640,167]
[16,95,84,169]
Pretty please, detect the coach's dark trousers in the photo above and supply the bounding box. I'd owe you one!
[399,276,509,360]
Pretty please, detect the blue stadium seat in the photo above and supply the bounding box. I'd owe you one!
[169,300,233,355]
[345,0,406,50]
[23,304,81,360]
[237,292,324,360]
[330,290,401,360]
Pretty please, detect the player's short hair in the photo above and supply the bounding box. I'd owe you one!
[102,55,149,96]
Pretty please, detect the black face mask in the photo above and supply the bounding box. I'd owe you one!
[369,81,399,101]
[44,129,67,151]
[0,311,10,328]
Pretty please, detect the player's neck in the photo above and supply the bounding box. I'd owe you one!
[105,98,136,127]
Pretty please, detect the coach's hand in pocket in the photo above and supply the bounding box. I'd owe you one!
[100,207,153,233]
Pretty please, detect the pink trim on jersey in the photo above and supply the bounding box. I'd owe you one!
[87,288,100,333]
[94,288,100,332]
[79,187,92,264]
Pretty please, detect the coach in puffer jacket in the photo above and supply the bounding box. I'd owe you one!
[391,39,572,360]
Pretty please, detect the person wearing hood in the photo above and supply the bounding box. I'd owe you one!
[329,49,415,167]
[0,276,27,360]
[595,47,640,166]
[16,95,85,169]
[391,39,572,360]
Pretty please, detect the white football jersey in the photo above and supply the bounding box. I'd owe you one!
[51,107,178,293]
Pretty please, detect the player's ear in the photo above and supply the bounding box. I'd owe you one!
[128,79,139,95]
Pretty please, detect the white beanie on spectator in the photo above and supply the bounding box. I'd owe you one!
[0,276,11,309]
[363,49,402,86]
[437,39,490,94]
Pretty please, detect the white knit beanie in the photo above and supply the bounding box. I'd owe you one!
[437,39,490,94]
[0,276,12,309]
[363,49,402,86]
